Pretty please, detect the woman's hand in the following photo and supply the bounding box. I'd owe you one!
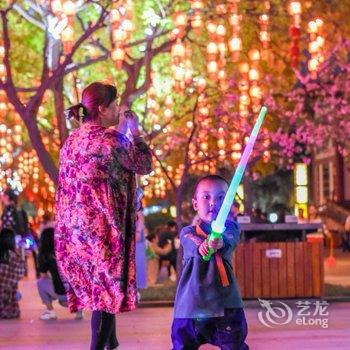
[116,107,141,137]
[116,105,129,135]
[124,109,140,137]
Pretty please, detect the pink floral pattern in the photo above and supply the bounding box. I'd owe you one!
[55,122,152,314]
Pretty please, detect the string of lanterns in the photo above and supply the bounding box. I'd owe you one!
[51,0,77,54]
[307,18,325,79]
[110,0,134,69]
[0,1,328,204]
[0,40,5,83]
[289,1,302,68]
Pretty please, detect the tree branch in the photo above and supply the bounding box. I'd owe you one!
[13,4,45,30]
[65,53,109,75]
[27,6,109,112]
[0,10,25,115]
[183,97,199,171]
[124,29,171,49]
[151,149,177,190]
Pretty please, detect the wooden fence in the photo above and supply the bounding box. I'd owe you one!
[233,242,324,298]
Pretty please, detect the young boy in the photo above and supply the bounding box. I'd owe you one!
[171,175,248,350]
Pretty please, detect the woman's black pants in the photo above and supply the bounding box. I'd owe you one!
[90,311,119,350]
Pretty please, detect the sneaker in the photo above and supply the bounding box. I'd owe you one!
[40,310,57,320]
[75,310,83,320]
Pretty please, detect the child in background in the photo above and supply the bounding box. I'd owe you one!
[171,175,248,350]
[146,233,172,286]
[0,228,25,319]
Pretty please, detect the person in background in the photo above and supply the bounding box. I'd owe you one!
[0,228,25,319]
[297,208,307,223]
[307,204,322,223]
[1,188,19,233]
[145,233,172,286]
[342,215,350,252]
[307,204,332,245]
[251,208,267,223]
[231,201,242,221]
[39,212,55,235]
[37,227,83,320]
[135,208,148,296]
[158,220,178,282]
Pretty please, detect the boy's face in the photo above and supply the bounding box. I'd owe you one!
[192,179,228,224]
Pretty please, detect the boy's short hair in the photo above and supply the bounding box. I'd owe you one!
[193,175,228,198]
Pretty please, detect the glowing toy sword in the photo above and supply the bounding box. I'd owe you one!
[203,106,267,261]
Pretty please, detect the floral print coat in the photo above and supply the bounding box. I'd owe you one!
[55,122,152,314]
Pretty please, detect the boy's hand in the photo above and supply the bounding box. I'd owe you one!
[208,237,223,252]
[198,240,210,257]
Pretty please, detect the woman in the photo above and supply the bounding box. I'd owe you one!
[1,188,19,232]
[55,82,152,350]
[0,228,25,319]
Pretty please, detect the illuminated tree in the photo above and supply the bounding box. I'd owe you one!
[0,0,350,217]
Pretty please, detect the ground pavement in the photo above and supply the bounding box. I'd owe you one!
[1,256,350,349]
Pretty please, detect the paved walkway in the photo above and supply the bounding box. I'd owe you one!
[1,257,350,349]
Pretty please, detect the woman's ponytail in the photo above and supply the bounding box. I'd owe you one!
[64,103,88,121]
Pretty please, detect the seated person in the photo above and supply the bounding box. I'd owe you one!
[37,227,82,320]
[0,228,25,319]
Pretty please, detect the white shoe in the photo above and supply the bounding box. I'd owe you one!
[40,310,57,320]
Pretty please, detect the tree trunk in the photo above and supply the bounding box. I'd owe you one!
[53,76,68,146]
[243,173,253,215]
[23,115,59,183]
[175,186,184,282]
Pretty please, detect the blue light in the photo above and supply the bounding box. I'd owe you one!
[269,213,278,223]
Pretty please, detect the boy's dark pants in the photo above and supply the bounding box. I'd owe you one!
[172,308,249,350]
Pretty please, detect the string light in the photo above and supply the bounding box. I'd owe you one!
[289,1,302,68]
[0,40,6,82]
[307,18,325,79]
[110,0,134,69]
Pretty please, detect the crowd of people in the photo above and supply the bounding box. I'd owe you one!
[0,188,82,320]
[0,192,179,323]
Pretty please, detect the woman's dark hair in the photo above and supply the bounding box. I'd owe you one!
[0,228,16,264]
[65,82,117,122]
[3,188,18,205]
[39,227,55,256]
[42,212,53,223]
[146,233,157,242]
